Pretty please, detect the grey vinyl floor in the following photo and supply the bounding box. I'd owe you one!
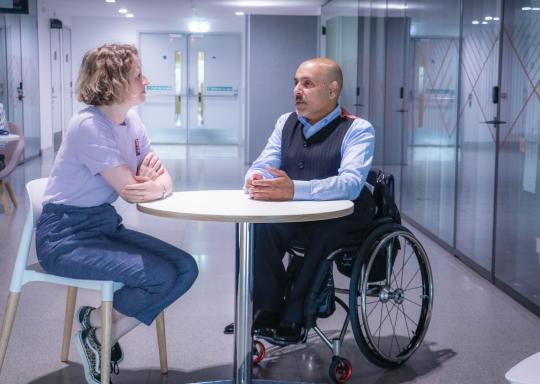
[0,145,539,384]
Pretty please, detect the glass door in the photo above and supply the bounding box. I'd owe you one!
[139,32,241,145]
[455,0,502,272]
[323,0,359,115]
[0,17,7,116]
[186,34,241,145]
[401,0,461,246]
[495,0,540,309]
[1,12,40,160]
[140,33,188,143]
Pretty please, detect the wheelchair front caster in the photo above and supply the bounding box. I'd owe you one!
[329,356,352,383]
[253,340,266,364]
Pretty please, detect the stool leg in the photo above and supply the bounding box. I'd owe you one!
[100,301,113,384]
[0,292,20,372]
[61,287,78,362]
[4,182,17,208]
[155,311,168,374]
[0,181,10,214]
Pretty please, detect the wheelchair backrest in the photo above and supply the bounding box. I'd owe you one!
[366,168,401,224]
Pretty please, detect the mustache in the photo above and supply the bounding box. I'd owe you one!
[295,95,305,102]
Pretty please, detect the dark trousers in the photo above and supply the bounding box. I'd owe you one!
[36,203,199,326]
[253,193,376,324]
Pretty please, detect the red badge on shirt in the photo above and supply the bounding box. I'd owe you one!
[134,138,141,156]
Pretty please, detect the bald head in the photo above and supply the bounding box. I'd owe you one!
[294,57,343,124]
[300,57,343,97]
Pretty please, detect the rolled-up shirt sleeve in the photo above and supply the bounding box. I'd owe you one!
[293,119,375,200]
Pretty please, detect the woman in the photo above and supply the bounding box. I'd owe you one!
[36,44,198,384]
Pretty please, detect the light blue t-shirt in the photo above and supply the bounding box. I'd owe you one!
[43,106,152,207]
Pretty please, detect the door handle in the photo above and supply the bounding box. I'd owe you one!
[396,109,409,113]
[482,119,506,125]
[17,82,24,101]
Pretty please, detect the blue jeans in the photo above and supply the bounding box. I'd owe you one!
[36,203,198,325]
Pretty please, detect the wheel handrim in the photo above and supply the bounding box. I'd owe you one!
[359,230,433,363]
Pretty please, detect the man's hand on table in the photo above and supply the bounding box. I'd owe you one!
[247,167,294,201]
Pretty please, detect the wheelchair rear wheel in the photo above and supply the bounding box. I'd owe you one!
[349,223,433,367]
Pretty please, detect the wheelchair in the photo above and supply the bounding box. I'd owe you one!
[251,168,434,383]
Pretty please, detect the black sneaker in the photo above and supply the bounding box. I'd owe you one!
[77,306,124,366]
[76,328,102,384]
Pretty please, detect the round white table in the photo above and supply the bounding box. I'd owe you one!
[0,133,19,143]
[138,190,354,384]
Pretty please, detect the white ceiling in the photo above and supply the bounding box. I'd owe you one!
[43,0,326,20]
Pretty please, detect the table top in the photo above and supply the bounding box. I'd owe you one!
[137,190,354,223]
[0,133,19,143]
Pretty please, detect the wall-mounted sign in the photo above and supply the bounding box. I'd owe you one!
[146,85,174,91]
[207,86,233,92]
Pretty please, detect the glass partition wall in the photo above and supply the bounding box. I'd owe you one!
[322,0,540,316]
[0,4,41,161]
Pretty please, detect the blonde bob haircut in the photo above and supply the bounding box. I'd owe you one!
[76,43,139,106]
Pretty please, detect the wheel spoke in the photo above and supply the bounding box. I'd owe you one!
[400,238,407,287]
[372,300,393,340]
[387,301,402,356]
[404,285,423,291]
[403,296,422,307]
[391,257,399,289]
[386,302,395,356]
[377,298,385,347]
[404,267,420,290]
[396,302,419,327]
[365,300,381,319]
[396,303,412,342]
[393,247,415,284]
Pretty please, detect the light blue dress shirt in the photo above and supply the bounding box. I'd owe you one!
[246,105,375,201]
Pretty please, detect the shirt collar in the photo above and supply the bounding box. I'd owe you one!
[298,104,341,138]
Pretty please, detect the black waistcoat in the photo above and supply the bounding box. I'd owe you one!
[280,112,370,210]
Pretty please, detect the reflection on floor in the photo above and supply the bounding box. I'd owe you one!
[0,145,539,384]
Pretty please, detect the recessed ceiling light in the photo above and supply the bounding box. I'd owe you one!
[485,16,493,20]
[482,21,488,24]
[472,20,480,24]
[533,7,540,10]
[522,6,532,10]
[105,0,116,3]
[387,4,407,10]
[235,11,245,16]
[125,13,134,18]
[493,17,500,21]
[188,20,210,33]
[118,8,128,14]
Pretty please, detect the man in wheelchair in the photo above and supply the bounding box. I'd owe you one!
[244,57,376,344]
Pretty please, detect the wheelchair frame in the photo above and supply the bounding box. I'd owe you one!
[252,168,434,383]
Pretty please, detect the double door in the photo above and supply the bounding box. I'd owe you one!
[139,33,241,144]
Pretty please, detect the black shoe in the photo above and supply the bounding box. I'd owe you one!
[223,322,234,334]
[274,321,305,344]
[222,311,279,336]
[77,306,124,368]
[253,310,279,338]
